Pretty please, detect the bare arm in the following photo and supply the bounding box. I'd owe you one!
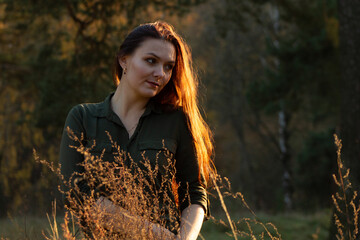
[93,197,204,240]
[177,204,205,240]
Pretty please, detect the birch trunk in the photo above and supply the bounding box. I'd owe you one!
[268,3,294,211]
[278,106,293,211]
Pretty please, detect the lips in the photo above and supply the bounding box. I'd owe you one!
[146,81,160,88]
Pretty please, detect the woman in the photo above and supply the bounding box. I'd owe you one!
[60,21,214,239]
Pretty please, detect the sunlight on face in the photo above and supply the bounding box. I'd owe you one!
[120,38,176,100]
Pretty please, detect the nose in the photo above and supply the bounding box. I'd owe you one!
[153,66,165,79]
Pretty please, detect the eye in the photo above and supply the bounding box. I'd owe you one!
[164,64,174,71]
[146,58,156,64]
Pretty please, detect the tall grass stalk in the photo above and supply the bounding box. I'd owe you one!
[211,175,281,240]
[212,175,238,240]
[44,200,59,240]
[332,134,360,240]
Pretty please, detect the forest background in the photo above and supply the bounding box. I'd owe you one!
[1,0,359,239]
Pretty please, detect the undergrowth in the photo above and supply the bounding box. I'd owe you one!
[23,133,360,239]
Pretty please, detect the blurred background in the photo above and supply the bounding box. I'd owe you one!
[1,0,359,239]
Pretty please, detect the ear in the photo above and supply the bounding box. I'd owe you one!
[118,55,127,69]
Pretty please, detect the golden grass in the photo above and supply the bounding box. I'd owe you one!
[332,134,360,240]
[36,129,182,239]
[210,174,282,240]
[33,131,360,239]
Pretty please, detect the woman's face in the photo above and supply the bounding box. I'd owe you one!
[119,38,176,100]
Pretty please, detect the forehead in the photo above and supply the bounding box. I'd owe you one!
[133,38,176,62]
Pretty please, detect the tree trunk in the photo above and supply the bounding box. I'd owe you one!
[269,3,294,211]
[278,106,293,211]
[329,1,360,239]
[338,0,360,186]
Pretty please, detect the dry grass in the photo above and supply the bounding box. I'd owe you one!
[210,174,282,240]
[34,128,284,239]
[332,134,360,240]
[36,128,183,239]
[32,131,360,239]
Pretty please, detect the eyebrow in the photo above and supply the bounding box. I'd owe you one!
[146,52,175,64]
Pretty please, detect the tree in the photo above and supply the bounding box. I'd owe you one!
[338,0,360,187]
[212,0,340,211]
[0,0,206,215]
[328,0,360,238]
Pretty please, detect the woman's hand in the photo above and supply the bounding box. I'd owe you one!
[95,196,118,214]
[92,196,178,239]
[92,197,205,239]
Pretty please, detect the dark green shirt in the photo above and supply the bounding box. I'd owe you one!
[59,93,208,232]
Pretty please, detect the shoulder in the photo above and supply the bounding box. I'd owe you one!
[156,104,188,125]
[156,102,186,117]
[68,100,107,118]
[141,104,189,137]
[63,100,107,137]
[64,99,107,131]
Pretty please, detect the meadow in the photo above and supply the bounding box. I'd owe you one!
[0,136,356,240]
[0,210,331,240]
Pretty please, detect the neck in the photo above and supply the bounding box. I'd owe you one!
[111,82,149,120]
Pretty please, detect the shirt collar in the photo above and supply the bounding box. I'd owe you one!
[90,92,163,118]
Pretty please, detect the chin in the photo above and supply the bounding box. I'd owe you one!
[140,91,158,99]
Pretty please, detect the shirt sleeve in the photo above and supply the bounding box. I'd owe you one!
[175,111,208,217]
[59,105,92,205]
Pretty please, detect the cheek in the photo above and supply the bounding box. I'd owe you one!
[166,70,174,81]
[132,60,151,76]
[162,74,172,86]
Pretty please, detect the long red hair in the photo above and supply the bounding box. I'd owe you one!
[113,21,215,184]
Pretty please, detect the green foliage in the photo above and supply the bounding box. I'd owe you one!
[0,0,205,216]
[0,0,348,226]
[206,0,340,212]
[295,130,336,209]
[246,2,340,115]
